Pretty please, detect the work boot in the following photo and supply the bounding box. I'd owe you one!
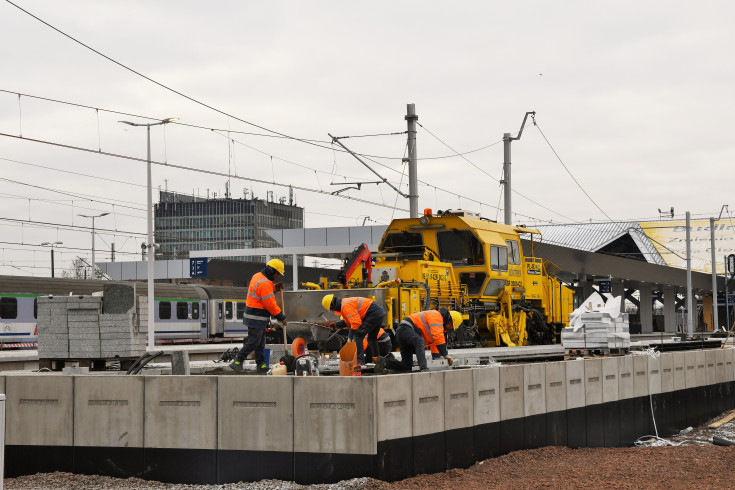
[230,360,245,373]
[374,356,386,375]
[255,363,269,374]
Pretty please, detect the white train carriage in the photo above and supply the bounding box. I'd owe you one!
[0,293,39,344]
[199,286,249,338]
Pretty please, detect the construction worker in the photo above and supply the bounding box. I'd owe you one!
[363,327,392,360]
[322,294,386,365]
[375,308,462,373]
[230,259,287,373]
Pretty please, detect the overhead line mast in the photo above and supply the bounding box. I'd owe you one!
[502,111,535,225]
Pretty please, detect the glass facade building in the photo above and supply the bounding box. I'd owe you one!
[154,190,304,264]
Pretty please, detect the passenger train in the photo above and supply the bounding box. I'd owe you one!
[0,275,258,346]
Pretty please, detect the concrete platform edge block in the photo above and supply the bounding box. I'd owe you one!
[293,376,376,455]
[545,361,566,413]
[583,358,602,406]
[444,369,474,431]
[6,375,74,446]
[618,355,634,401]
[412,371,445,436]
[218,376,293,452]
[472,366,500,425]
[648,355,662,395]
[523,364,545,417]
[377,374,413,442]
[672,351,686,391]
[633,355,649,397]
[601,357,618,403]
[684,351,697,389]
[660,353,674,393]
[144,376,218,449]
[565,359,585,410]
[695,351,706,388]
[499,365,524,420]
[74,376,144,447]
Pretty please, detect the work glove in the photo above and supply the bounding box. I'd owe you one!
[274,282,284,292]
[281,318,288,326]
[443,355,453,366]
[347,330,355,342]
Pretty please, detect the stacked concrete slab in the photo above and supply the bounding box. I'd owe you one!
[37,296,71,358]
[4,348,735,485]
[68,297,102,358]
[561,312,630,351]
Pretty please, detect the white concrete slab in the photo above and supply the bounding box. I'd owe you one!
[294,376,376,455]
[472,366,500,425]
[584,358,602,405]
[377,374,412,442]
[705,350,716,386]
[566,358,585,409]
[715,350,725,384]
[633,355,649,397]
[685,351,697,389]
[648,355,661,395]
[74,376,144,447]
[660,353,673,393]
[412,371,445,437]
[218,376,293,452]
[6,375,73,446]
[144,376,218,449]
[545,361,566,413]
[499,365,523,421]
[695,351,706,387]
[618,355,634,400]
[445,369,474,431]
[523,363,545,417]
[672,351,686,391]
[601,357,618,403]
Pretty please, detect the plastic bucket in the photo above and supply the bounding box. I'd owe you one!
[339,342,357,376]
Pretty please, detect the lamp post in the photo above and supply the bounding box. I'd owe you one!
[119,117,177,351]
[78,212,109,279]
[40,241,63,278]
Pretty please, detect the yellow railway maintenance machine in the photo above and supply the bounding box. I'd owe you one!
[370,209,575,348]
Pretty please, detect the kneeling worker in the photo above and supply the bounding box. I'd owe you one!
[377,308,462,373]
[231,259,287,373]
[363,327,392,361]
[322,294,386,365]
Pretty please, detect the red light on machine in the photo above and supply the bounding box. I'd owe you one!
[423,208,432,216]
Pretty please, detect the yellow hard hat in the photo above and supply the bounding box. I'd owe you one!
[321,294,334,311]
[266,258,285,276]
[449,310,463,330]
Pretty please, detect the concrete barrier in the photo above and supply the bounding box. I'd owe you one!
[544,361,566,447]
[695,350,708,425]
[472,366,500,460]
[499,365,524,455]
[144,376,218,484]
[73,376,145,478]
[658,353,675,436]
[583,358,603,447]
[5,375,74,476]
[618,355,635,445]
[671,351,687,432]
[376,373,413,481]
[523,363,546,450]
[293,376,377,484]
[601,357,619,447]
[218,376,294,483]
[444,369,474,469]
[565,359,585,448]
[411,371,445,475]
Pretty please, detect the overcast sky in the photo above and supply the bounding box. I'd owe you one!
[1,1,734,276]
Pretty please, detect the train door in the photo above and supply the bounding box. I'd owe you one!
[209,300,224,336]
[197,300,207,338]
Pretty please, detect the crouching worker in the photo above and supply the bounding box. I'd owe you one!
[322,294,386,365]
[363,328,392,361]
[230,259,287,373]
[376,308,461,373]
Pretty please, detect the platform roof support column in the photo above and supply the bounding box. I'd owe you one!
[663,286,678,333]
[639,285,653,333]
[292,253,298,291]
[611,280,625,314]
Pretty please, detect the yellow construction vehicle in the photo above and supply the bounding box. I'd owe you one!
[370,209,574,347]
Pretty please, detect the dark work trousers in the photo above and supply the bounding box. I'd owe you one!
[236,327,266,366]
[353,303,386,365]
[385,324,427,371]
[365,339,392,360]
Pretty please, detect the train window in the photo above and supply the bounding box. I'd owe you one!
[484,279,507,297]
[201,304,207,319]
[176,302,188,320]
[225,301,233,320]
[192,302,199,320]
[491,245,508,271]
[0,297,17,319]
[506,240,521,265]
[236,302,245,320]
[437,230,484,266]
[159,301,171,320]
[459,272,487,295]
[217,303,223,320]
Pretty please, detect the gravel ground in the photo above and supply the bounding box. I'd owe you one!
[7,411,735,490]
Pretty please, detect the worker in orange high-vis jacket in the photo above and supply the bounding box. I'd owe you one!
[363,328,392,360]
[376,308,462,373]
[322,294,386,365]
[231,259,287,373]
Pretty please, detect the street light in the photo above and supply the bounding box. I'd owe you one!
[40,241,63,278]
[78,212,109,279]
[119,117,177,351]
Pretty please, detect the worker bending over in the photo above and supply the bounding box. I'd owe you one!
[322,294,386,366]
[376,308,461,373]
[231,259,287,373]
[363,328,392,360]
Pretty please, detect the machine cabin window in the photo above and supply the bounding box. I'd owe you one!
[0,297,17,319]
[159,301,171,320]
[176,302,189,320]
[437,230,484,266]
[491,245,508,271]
[506,240,521,265]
